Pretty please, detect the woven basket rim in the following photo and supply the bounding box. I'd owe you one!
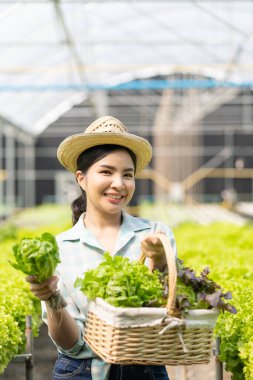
[87,298,219,330]
[91,297,219,316]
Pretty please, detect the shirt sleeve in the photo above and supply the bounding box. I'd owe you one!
[41,274,87,356]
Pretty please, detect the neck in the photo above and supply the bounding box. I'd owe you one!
[84,209,122,230]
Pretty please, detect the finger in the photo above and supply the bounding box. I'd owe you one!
[142,235,163,246]
[26,275,58,286]
[26,275,38,283]
[34,285,58,297]
[141,239,162,251]
[30,281,58,301]
[33,290,56,301]
[141,243,161,256]
[39,275,58,286]
[30,277,58,292]
[143,251,161,259]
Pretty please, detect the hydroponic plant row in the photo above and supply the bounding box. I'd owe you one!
[0,205,252,380]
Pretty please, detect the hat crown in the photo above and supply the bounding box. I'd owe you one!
[57,115,152,174]
[85,116,127,134]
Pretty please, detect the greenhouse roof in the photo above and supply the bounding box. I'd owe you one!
[0,0,253,135]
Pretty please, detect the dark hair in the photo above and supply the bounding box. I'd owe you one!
[71,144,136,225]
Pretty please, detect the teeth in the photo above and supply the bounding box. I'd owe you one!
[105,194,122,199]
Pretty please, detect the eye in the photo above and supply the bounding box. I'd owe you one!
[100,170,111,175]
[124,173,134,178]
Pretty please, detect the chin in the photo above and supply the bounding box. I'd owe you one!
[103,206,124,215]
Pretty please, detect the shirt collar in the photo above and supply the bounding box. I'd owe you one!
[120,211,150,232]
[57,211,150,245]
[114,211,150,253]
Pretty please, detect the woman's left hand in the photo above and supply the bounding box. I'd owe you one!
[141,234,167,271]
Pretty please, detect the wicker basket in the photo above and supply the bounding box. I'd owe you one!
[84,233,219,365]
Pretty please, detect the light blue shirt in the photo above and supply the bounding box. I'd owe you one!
[42,211,176,380]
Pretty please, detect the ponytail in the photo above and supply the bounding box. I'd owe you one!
[71,190,86,225]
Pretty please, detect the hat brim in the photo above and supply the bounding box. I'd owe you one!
[57,132,152,174]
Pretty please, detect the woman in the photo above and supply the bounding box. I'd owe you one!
[26,116,176,380]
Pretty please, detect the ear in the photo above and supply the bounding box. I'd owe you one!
[76,170,86,190]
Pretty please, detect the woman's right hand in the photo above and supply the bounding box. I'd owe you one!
[26,275,59,301]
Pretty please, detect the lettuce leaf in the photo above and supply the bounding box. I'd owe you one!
[75,252,164,307]
[9,232,60,283]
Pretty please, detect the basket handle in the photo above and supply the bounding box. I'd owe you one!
[138,233,177,316]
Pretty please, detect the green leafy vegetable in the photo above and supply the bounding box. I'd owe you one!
[174,222,253,379]
[75,252,164,307]
[9,232,60,283]
[0,223,17,243]
[152,258,236,314]
[176,258,237,313]
[0,205,71,374]
[75,252,236,314]
[1,236,44,374]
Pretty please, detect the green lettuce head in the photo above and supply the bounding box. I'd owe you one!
[9,232,60,283]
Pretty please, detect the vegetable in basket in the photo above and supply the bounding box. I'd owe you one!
[75,252,164,307]
[75,252,237,314]
[9,232,66,310]
[160,258,237,314]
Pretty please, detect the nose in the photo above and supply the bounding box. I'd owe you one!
[112,174,125,189]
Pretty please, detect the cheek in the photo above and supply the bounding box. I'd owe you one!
[127,180,135,196]
[87,177,110,193]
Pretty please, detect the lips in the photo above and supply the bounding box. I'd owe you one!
[104,193,125,200]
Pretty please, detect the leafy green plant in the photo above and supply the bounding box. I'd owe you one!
[158,259,236,313]
[176,259,236,313]
[9,232,60,282]
[0,262,41,374]
[0,204,71,374]
[0,306,22,374]
[215,280,253,380]
[174,222,253,380]
[75,252,236,314]
[75,252,164,307]
[0,223,17,242]
[1,205,252,379]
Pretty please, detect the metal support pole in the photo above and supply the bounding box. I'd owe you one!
[92,90,109,117]
[25,315,34,380]
[224,129,234,191]
[215,337,223,380]
[24,137,36,207]
[16,137,25,208]
[11,316,34,379]
[5,125,15,211]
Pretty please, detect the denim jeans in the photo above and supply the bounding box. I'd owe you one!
[108,363,169,380]
[52,355,92,379]
[52,354,170,380]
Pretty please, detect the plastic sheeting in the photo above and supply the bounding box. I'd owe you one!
[0,1,252,134]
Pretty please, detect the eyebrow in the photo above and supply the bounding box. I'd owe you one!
[99,164,135,172]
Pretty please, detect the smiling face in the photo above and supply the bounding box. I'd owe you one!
[76,150,135,218]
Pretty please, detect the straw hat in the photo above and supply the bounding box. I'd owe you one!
[57,116,152,173]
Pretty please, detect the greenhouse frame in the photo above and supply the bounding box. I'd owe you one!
[0,0,253,217]
[1,2,253,379]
